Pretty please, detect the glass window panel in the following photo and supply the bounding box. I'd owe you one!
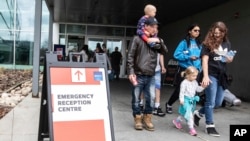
[59,35,66,45]
[0,1,14,30]
[111,27,124,36]
[41,0,49,32]
[41,32,49,49]
[87,38,104,52]
[16,0,35,31]
[15,31,34,65]
[40,32,48,66]
[59,24,66,33]
[87,26,124,36]
[0,30,14,64]
[67,24,86,34]
[107,39,122,53]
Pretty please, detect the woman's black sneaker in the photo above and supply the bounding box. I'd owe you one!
[205,124,220,137]
[166,106,173,114]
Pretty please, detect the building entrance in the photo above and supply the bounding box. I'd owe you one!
[67,35,85,53]
[65,34,132,78]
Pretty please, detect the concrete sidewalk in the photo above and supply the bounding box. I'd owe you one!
[0,78,249,141]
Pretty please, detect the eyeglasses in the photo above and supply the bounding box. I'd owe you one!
[193,29,200,32]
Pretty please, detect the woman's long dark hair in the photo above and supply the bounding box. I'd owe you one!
[184,23,201,48]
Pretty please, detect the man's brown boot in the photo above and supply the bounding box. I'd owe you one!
[134,115,143,130]
[143,114,155,131]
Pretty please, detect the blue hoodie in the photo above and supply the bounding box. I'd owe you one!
[173,39,202,71]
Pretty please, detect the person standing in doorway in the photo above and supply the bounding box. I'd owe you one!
[102,43,110,57]
[79,45,88,62]
[93,43,112,71]
[110,47,122,80]
[165,23,202,114]
[194,21,234,137]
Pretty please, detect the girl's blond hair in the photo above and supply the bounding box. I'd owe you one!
[181,66,198,78]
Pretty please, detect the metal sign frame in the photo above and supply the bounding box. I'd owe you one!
[39,52,115,141]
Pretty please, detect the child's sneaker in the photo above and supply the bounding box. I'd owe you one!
[189,128,197,136]
[152,107,166,117]
[173,119,182,129]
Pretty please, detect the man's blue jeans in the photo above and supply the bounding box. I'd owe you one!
[198,75,225,124]
[132,74,155,117]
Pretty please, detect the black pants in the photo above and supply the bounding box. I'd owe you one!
[112,65,120,80]
[165,66,201,107]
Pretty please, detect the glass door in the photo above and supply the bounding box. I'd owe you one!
[66,35,85,56]
[106,39,122,56]
[87,38,104,53]
[106,39,123,77]
[86,36,132,78]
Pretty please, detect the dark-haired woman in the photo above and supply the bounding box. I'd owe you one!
[165,23,202,114]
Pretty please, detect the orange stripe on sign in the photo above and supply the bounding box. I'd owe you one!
[53,120,105,141]
[50,68,101,85]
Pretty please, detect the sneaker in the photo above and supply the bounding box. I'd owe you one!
[152,107,166,117]
[205,124,220,137]
[166,106,173,114]
[173,119,182,129]
[233,99,241,106]
[194,110,202,127]
[189,128,197,136]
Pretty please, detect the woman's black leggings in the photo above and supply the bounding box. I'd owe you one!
[165,67,185,107]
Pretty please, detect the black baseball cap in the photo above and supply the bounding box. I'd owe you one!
[145,17,159,25]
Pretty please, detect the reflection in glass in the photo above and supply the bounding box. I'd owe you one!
[87,38,104,52]
[67,24,86,34]
[0,30,14,64]
[40,31,49,66]
[59,35,66,45]
[59,24,66,33]
[107,39,122,53]
[0,1,14,30]
[15,31,34,65]
[87,26,124,36]
[16,0,35,31]
[42,0,49,32]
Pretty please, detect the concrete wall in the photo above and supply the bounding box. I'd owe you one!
[159,0,250,101]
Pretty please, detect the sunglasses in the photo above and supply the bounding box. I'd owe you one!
[193,29,200,32]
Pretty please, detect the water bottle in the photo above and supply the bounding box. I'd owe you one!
[221,50,236,62]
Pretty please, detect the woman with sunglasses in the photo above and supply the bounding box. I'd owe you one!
[165,23,202,114]
[194,21,234,137]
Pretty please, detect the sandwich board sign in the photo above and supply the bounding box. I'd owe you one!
[40,52,115,141]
